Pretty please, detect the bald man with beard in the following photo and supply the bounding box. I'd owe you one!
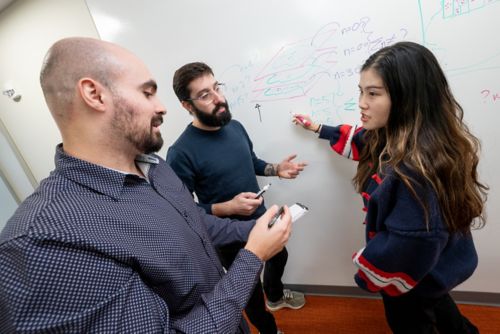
[0,37,292,333]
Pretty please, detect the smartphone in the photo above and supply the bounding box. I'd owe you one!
[255,183,271,198]
[268,202,308,228]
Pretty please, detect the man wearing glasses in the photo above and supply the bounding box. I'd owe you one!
[167,62,307,334]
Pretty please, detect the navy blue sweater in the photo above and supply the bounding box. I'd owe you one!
[167,120,267,220]
[319,124,478,298]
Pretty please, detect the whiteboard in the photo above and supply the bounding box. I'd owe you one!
[86,0,500,294]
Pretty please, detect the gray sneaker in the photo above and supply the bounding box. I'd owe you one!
[266,289,305,311]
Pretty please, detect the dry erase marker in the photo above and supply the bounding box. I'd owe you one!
[268,206,284,228]
[295,115,311,127]
[255,183,271,199]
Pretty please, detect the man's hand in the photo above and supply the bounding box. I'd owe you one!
[245,205,292,261]
[212,192,263,217]
[277,154,307,179]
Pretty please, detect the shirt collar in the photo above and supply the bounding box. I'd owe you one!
[54,144,159,200]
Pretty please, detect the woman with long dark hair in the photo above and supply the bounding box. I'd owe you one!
[293,41,488,333]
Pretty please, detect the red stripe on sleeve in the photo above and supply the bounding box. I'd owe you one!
[331,125,352,155]
[357,255,417,287]
[371,174,382,184]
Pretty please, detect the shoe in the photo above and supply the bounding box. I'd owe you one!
[266,289,305,311]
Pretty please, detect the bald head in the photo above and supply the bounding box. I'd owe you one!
[40,37,125,120]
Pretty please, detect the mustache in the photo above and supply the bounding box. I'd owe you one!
[151,115,163,127]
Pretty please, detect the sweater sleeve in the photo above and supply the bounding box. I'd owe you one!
[166,146,196,193]
[318,124,365,161]
[166,146,212,214]
[236,121,267,175]
[352,176,449,296]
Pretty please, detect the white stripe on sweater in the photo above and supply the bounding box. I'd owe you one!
[342,125,358,159]
[352,248,414,294]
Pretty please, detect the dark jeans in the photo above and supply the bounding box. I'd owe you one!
[218,242,288,334]
[382,291,479,334]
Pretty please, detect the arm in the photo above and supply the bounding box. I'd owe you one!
[200,205,256,247]
[0,236,260,333]
[263,154,307,179]
[193,205,293,332]
[167,146,263,218]
[352,177,449,296]
[166,146,202,204]
[0,237,170,333]
[211,193,263,217]
[292,114,365,161]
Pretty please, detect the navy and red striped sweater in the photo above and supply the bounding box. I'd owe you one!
[319,124,477,298]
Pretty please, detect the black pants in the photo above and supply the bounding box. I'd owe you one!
[218,242,288,334]
[382,291,479,334]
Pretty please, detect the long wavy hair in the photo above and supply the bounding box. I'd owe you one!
[353,41,488,233]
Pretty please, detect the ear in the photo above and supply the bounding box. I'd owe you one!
[181,100,194,115]
[78,78,109,112]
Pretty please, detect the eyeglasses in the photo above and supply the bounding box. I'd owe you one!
[187,82,226,105]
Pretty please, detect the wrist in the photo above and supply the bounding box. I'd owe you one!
[244,244,264,261]
[264,163,279,177]
[314,124,322,133]
[212,202,230,217]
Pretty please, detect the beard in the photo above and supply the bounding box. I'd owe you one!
[112,95,164,154]
[192,101,232,127]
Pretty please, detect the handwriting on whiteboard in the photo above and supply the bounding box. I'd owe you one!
[250,17,407,103]
[481,89,500,103]
[442,0,499,18]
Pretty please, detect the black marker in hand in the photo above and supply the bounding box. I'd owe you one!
[268,206,284,229]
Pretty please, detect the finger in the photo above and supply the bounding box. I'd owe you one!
[285,154,298,162]
[245,199,262,208]
[241,192,255,198]
[293,116,307,127]
[264,204,279,219]
[260,204,282,227]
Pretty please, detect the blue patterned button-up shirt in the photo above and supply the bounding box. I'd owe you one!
[0,145,262,333]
